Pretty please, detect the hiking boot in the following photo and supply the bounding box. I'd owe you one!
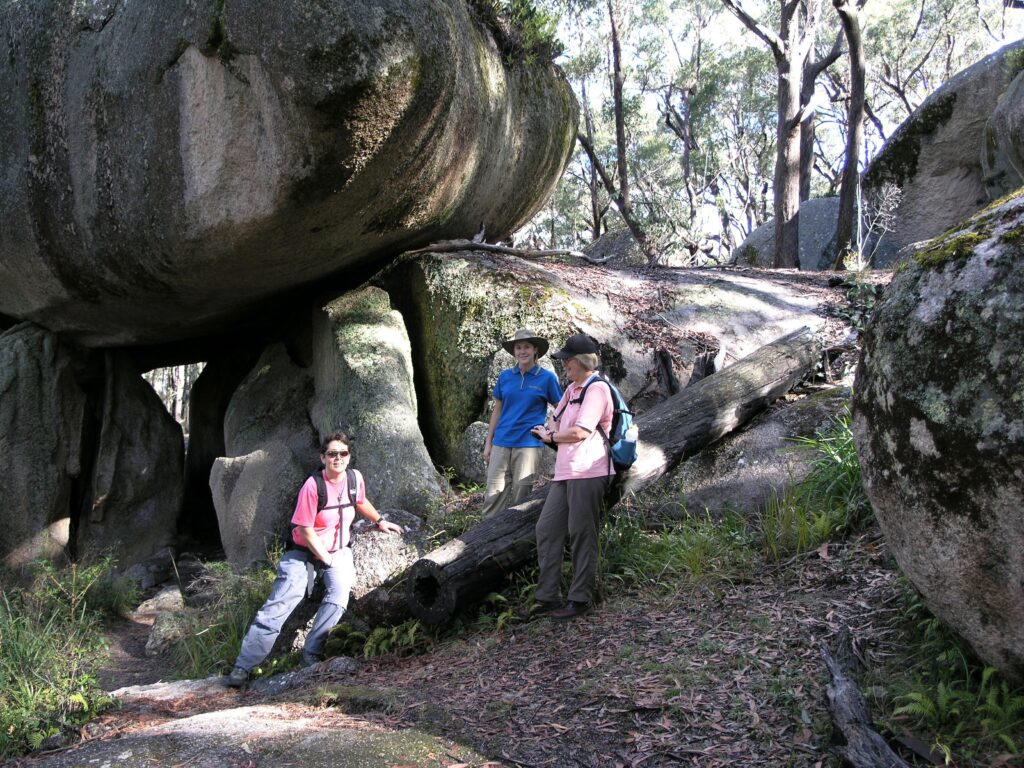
[226,666,249,688]
[518,600,562,620]
[300,651,323,668]
[551,601,589,621]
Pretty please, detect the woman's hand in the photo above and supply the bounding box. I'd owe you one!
[483,441,492,465]
[531,424,553,443]
[376,519,404,534]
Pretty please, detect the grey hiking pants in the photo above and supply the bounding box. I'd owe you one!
[534,476,607,605]
[234,547,354,672]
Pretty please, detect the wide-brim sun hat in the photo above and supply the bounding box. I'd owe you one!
[502,328,550,358]
[550,333,600,359]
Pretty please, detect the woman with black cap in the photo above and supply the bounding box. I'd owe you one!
[528,333,614,620]
[481,329,562,518]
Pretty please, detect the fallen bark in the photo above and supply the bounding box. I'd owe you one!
[406,326,821,625]
[821,636,912,768]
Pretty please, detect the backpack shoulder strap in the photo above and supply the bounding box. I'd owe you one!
[346,468,358,509]
[553,374,605,420]
[313,471,328,511]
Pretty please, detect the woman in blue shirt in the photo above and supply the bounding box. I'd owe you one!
[481,329,563,518]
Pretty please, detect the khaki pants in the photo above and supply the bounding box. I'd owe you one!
[534,476,607,605]
[480,446,543,518]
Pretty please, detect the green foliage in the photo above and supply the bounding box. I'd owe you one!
[915,231,988,270]
[759,409,871,560]
[832,276,884,332]
[790,410,871,532]
[363,620,427,658]
[469,0,563,65]
[757,484,836,562]
[168,561,277,679]
[0,558,128,759]
[874,588,1024,761]
[600,507,753,590]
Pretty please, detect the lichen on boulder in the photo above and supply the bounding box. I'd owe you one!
[852,190,1024,683]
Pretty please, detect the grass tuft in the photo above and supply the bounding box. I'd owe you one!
[0,556,134,758]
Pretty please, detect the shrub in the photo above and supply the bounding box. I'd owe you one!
[169,560,276,679]
[0,557,128,759]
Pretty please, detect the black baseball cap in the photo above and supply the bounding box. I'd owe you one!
[550,333,600,358]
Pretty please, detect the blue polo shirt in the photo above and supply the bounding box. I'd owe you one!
[492,365,563,448]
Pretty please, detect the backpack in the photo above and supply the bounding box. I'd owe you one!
[287,468,358,551]
[554,374,637,473]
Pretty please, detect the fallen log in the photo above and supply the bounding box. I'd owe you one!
[406,326,821,625]
[621,325,820,496]
[821,635,913,768]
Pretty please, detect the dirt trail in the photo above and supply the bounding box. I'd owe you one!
[95,609,173,692]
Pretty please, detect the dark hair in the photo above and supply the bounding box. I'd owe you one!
[320,431,350,453]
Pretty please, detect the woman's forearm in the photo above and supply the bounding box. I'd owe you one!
[297,525,332,564]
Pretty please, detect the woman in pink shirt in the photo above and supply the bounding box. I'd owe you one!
[529,334,614,620]
[226,431,403,687]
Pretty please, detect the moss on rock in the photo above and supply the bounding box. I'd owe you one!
[863,93,957,190]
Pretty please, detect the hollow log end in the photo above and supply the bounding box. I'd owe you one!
[406,558,457,626]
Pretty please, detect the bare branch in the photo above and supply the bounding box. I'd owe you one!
[719,0,785,56]
[404,239,592,262]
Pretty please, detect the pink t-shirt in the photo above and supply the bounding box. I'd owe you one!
[552,374,615,481]
[290,469,367,551]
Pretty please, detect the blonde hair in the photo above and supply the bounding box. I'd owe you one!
[573,353,600,372]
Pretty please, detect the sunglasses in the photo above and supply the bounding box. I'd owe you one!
[324,450,350,459]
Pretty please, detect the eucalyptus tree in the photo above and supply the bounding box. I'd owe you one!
[830,0,866,269]
[719,0,837,268]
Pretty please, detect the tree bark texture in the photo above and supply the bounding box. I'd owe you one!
[831,0,867,269]
[405,327,821,625]
[773,8,804,269]
[800,33,844,202]
[821,640,913,768]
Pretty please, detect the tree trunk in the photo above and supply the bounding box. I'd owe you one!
[581,79,603,243]
[831,0,866,270]
[801,33,844,202]
[405,327,821,625]
[621,325,819,495]
[609,0,629,215]
[774,55,803,268]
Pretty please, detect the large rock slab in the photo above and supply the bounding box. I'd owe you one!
[23,702,493,768]
[732,197,841,271]
[852,193,1024,683]
[0,0,577,347]
[864,40,1024,266]
[211,344,319,566]
[311,286,445,515]
[0,324,87,569]
[75,352,184,568]
[982,70,1024,199]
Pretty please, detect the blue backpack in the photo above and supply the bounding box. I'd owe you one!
[555,374,637,473]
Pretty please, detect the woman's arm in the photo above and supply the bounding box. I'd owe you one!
[296,525,334,565]
[356,499,403,534]
[483,399,503,465]
[546,425,591,444]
